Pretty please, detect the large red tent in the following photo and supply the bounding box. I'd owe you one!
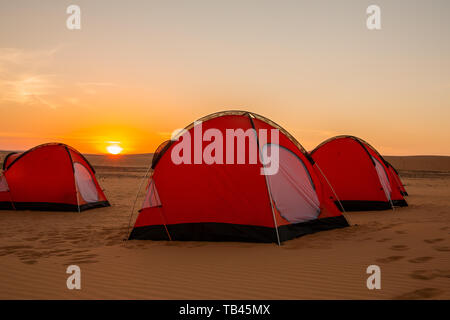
[310,136,408,211]
[129,111,349,243]
[0,143,109,211]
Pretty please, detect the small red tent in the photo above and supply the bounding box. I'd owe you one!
[129,111,348,243]
[0,143,109,211]
[310,136,408,211]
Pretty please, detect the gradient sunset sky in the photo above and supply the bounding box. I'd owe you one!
[1,0,449,155]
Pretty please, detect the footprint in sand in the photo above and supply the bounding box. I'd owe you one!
[410,269,450,280]
[376,256,404,263]
[68,259,98,264]
[410,270,436,280]
[390,245,409,251]
[408,257,434,263]
[376,238,392,243]
[433,245,450,252]
[424,238,444,244]
[394,288,444,299]
[23,237,40,241]
[395,230,407,235]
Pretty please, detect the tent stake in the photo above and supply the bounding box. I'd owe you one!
[124,164,152,241]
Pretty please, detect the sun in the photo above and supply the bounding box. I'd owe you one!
[106,144,123,155]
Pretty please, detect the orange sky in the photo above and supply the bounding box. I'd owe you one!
[1,0,449,155]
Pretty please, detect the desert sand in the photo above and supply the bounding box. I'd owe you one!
[0,152,449,299]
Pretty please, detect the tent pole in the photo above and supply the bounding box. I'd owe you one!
[124,164,152,241]
[389,196,395,211]
[158,205,172,241]
[9,190,16,210]
[75,181,81,213]
[72,164,81,213]
[3,176,16,210]
[378,166,395,211]
[262,164,281,246]
[147,179,172,241]
[65,146,81,213]
[314,163,353,226]
[248,114,281,246]
[386,170,395,210]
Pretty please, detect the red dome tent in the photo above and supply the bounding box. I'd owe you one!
[0,143,110,211]
[310,136,408,211]
[129,111,348,243]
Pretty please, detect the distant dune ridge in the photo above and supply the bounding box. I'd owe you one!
[2,151,449,172]
[384,156,450,172]
[0,150,449,299]
[83,153,154,169]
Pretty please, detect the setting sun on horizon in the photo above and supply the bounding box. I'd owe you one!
[106,143,123,155]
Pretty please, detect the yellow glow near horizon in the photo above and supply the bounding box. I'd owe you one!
[106,144,123,155]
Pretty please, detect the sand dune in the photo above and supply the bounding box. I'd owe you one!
[0,152,449,299]
[385,155,450,172]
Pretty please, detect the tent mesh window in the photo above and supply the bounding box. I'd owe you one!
[142,178,161,209]
[0,174,9,192]
[371,156,392,201]
[263,144,320,223]
[74,162,99,203]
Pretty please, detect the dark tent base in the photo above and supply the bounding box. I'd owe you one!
[128,215,349,243]
[392,199,408,207]
[335,200,392,212]
[0,202,14,210]
[0,201,110,212]
[335,199,408,212]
